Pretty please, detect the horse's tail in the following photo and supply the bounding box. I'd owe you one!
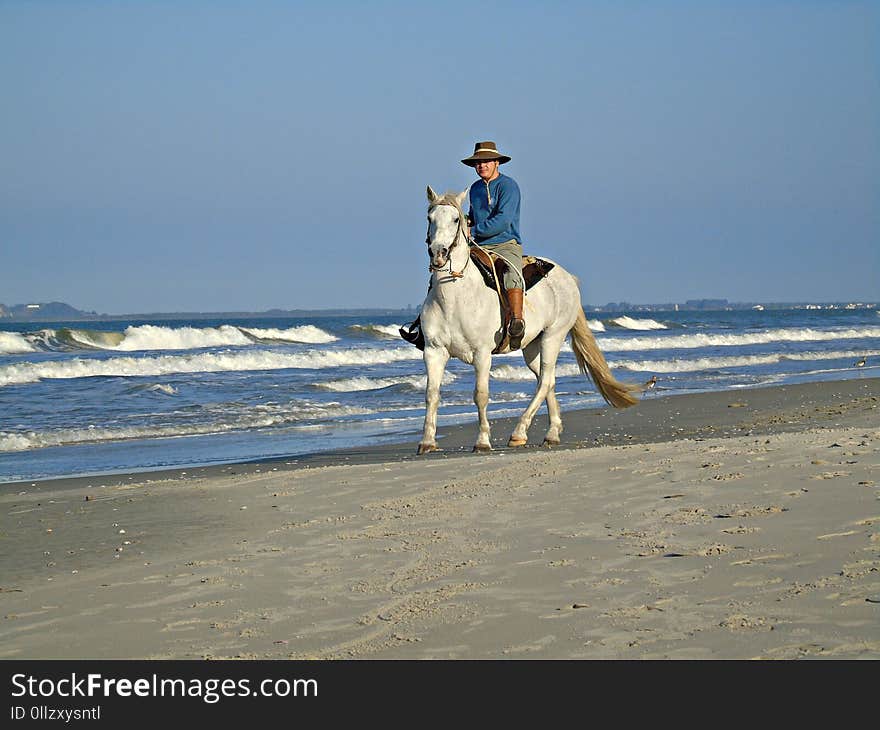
[570,307,642,408]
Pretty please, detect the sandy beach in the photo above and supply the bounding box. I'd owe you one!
[1,377,877,659]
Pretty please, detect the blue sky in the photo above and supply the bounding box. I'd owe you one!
[1,0,877,313]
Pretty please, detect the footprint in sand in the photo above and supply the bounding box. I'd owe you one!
[602,604,665,619]
[720,505,787,518]
[852,516,880,527]
[840,559,880,578]
[665,507,710,525]
[722,525,761,535]
[694,544,733,556]
[720,614,774,632]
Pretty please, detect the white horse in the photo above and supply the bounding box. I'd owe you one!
[416,186,641,455]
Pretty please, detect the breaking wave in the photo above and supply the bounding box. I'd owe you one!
[349,323,404,339]
[609,316,667,330]
[612,349,880,373]
[597,327,880,352]
[0,332,35,354]
[489,349,879,379]
[0,346,422,386]
[315,372,456,392]
[587,320,605,332]
[8,324,339,353]
[57,328,130,349]
[491,363,585,381]
[239,325,338,344]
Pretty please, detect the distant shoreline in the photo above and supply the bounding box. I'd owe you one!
[1,302,877,323]
[0,308,419,323]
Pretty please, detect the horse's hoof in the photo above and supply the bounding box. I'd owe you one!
[507,437,527,448]
[417,443,438,455]
[542,438,560,447]
[473,444,492,453]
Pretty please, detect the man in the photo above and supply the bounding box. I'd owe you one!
[461,141,526,349]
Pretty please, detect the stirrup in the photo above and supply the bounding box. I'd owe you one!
[508,318,525,350]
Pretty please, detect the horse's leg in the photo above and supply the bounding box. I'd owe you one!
[472,349,493,452]
[418,346,449,454]
[519,335,564,445]
[542,385,563,446]
[509,330,566,447]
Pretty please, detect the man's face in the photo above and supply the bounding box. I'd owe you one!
[474,159,500,182]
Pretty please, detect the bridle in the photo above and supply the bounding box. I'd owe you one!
[426,202,472,281]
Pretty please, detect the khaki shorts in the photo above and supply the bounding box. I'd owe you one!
[478,239,524,290]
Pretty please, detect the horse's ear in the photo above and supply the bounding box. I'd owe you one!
[456,189,468,208]
[426,185,439,203]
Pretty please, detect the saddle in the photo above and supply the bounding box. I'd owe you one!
[469,248,555,294]
[399,249,555,352]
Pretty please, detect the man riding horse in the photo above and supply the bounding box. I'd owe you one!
[400,140,528,352]
[412,164,640,454]
[460,141,526,350]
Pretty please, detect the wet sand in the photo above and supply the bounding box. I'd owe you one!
[1,377,878,659]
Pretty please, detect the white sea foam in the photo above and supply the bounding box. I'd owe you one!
[240,325,338,343]
[491,363,585,380]
[610,316,667,330]
[596,327,880,352]
[612,349,880,373]
[145,383,178,395]
[0,332,35,354]
[316,372,456,392]
[47,324,339,352]
[0,433,33,451]
[113,324,254,350]
[490,349,880,378]
[587,320,605,332]
[0,346,422,386]
[28,330,61,350]
[57,325,253,351]
[0,401,374,452]
[123,382,179,395]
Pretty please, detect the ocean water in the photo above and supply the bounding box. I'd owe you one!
[1,307,878,482]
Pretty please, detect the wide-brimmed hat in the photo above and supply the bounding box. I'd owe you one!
[461,141,511,167]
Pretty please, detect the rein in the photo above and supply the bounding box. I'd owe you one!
[426,202,472,281]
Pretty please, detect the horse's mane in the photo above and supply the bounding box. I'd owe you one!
[428,192,464,212]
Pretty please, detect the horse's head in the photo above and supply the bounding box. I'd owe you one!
[426,185,468,271]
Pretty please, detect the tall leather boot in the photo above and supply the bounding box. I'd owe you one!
[506,287,525,350]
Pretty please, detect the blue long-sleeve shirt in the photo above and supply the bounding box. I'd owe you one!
[468,173,522,246]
